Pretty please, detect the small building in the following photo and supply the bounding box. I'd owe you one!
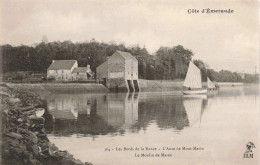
[72,65,94,81]
[96,50,139,92]
[47,60,93,81]
[47,60,78,81]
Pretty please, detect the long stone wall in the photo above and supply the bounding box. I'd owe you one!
[7,79,187,93]
[6,83,109,93]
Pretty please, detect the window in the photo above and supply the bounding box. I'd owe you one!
[77,72,79,75]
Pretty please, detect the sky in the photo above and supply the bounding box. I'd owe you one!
[0,0,259,74]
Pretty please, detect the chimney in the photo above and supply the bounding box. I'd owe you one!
[87,65,90,69]
[52,60,55,64]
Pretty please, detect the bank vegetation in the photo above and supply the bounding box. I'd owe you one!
[1,40,258,83]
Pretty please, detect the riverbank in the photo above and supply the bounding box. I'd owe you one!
[6,80,183,93]
[138,79,183,92]
[138,80,248,91]
[0,83,92,165]
[6,83,109,93]
[217,82,244,86]
[5,80,247,94]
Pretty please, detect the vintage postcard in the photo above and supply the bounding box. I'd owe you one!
[0,0,259,165]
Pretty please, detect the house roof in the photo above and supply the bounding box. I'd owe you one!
[72,67,88,73]
[47,60,77,70]
[97,61,108,70]
[115,50,137,61]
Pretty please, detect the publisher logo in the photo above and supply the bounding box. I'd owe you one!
[243,142,255,158]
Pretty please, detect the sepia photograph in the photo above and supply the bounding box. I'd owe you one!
[0,0,259,165]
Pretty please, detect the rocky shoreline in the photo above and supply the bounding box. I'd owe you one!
[0,83,92,165]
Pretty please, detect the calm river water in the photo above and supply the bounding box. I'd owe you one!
[41,85,259,165]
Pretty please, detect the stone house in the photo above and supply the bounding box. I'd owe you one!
[96,50,139,92]
[47,60,78,81]
[47,60,93,81]
[72,65,94,81]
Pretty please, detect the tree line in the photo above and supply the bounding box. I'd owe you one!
[0,40,257,83]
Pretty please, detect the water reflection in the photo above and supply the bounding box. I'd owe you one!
[96,93,139,130]
[43,85,259,165]
[183,95,208,127]
[44,92,208,136]
[47,93,93,119]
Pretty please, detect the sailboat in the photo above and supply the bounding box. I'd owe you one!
[207,77,220,97]
[207,77,216,90]
[183,61,207,95]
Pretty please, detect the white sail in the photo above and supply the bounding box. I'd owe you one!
[183,61,202,88]
[207,77,215,89]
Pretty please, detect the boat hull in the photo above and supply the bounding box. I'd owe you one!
[183,94,207,99]
[183,89,207,95]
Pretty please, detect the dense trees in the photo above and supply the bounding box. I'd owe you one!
[0,41,256,82]
[193,60,252,83]
[155,45,192,80]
